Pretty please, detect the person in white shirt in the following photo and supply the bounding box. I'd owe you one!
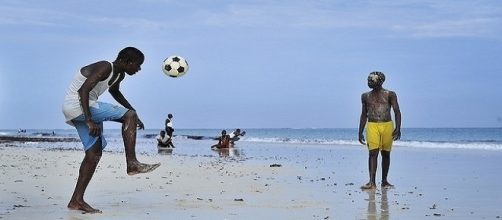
[165,113,174,135]
[228,128,246,144]
[156,130,174,148]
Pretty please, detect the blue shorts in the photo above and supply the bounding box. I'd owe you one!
[72,102,129,151]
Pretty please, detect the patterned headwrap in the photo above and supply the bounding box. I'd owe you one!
[368,71,385,84]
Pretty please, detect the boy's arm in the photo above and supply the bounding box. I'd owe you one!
[161,135,170,143]
[390,91,401,140]
[109,74,144,129]
[109,73,135,110]
[78,62,111,137]
[358,93,368,145]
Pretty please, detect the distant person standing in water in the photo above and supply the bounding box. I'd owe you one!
[358,71,401,190]
[165,113,174,138]
[62,47,160,213]
[164,113,175,148]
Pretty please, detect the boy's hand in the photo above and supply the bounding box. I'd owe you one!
[137,118,145,130]
[358,133,366,145]
[392,129,401,140]
[86,119,101,137]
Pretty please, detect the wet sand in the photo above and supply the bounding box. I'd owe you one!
[1,139,502,219]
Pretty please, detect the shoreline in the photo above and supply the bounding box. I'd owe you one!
[1,141,502,219]
[0,135,79,144]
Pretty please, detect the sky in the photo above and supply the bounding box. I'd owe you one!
[1,0,502,129]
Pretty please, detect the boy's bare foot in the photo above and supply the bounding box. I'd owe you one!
[68,200,102,213]
[127,162,161,175]
[360,182,376,190]
[381,181,394,189]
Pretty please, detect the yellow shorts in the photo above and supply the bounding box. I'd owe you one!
[367,121,394,151]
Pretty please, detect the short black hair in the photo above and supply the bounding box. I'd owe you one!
[369,71,386,83]
[116,47,144,63]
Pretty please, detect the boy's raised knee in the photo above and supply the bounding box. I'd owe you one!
[124,110,137,120]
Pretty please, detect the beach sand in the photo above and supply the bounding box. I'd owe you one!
[1,140,502,219]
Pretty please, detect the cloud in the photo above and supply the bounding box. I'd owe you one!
[386,1,502,38]
[194,0,502,39]
[1,0,501,40]
[0,5,66,26]
[392,18,501,38]
[86,16,165,29]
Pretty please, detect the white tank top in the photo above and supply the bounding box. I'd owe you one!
[166,119,173,128]
[62,62,120,125]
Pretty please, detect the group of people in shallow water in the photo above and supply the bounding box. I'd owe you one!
[211,128,246,149]
[155,114,246,151]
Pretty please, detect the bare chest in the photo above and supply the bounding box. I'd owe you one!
[366,91,390,106]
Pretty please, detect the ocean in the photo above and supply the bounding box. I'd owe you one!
[1,128,502,152]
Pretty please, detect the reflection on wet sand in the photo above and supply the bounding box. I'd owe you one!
[158,148,173,155]
[365,188,389,220]
[213,148,242,158]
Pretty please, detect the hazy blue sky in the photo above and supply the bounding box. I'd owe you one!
[1,0,501,129]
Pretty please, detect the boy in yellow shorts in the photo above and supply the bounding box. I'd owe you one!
[358,71,401,190]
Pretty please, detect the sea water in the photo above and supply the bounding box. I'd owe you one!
[1,128,501,152]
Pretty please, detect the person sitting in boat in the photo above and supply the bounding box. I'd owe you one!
[156,130,174,148]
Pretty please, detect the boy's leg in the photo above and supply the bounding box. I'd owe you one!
[90,102,159,175]
[361,149,379,190]
[68,139,103,213]
[121,110,138,162]
[362,122,380,190]
[119,110,160,175]
[381,150,393,188]
[381,121,394,188]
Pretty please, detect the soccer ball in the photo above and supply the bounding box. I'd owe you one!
[162,56,189,78]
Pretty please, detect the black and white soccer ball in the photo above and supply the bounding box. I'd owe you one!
[162,56,189,78]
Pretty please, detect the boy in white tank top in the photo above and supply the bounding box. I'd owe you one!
[62,47,160,213]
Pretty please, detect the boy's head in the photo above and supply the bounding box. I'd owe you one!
[221,130,227,135]
[160,130,165,135]
[367,71,385,89]
[168,113,173,119]
[116,47,144,75]
[117,47,144,63]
